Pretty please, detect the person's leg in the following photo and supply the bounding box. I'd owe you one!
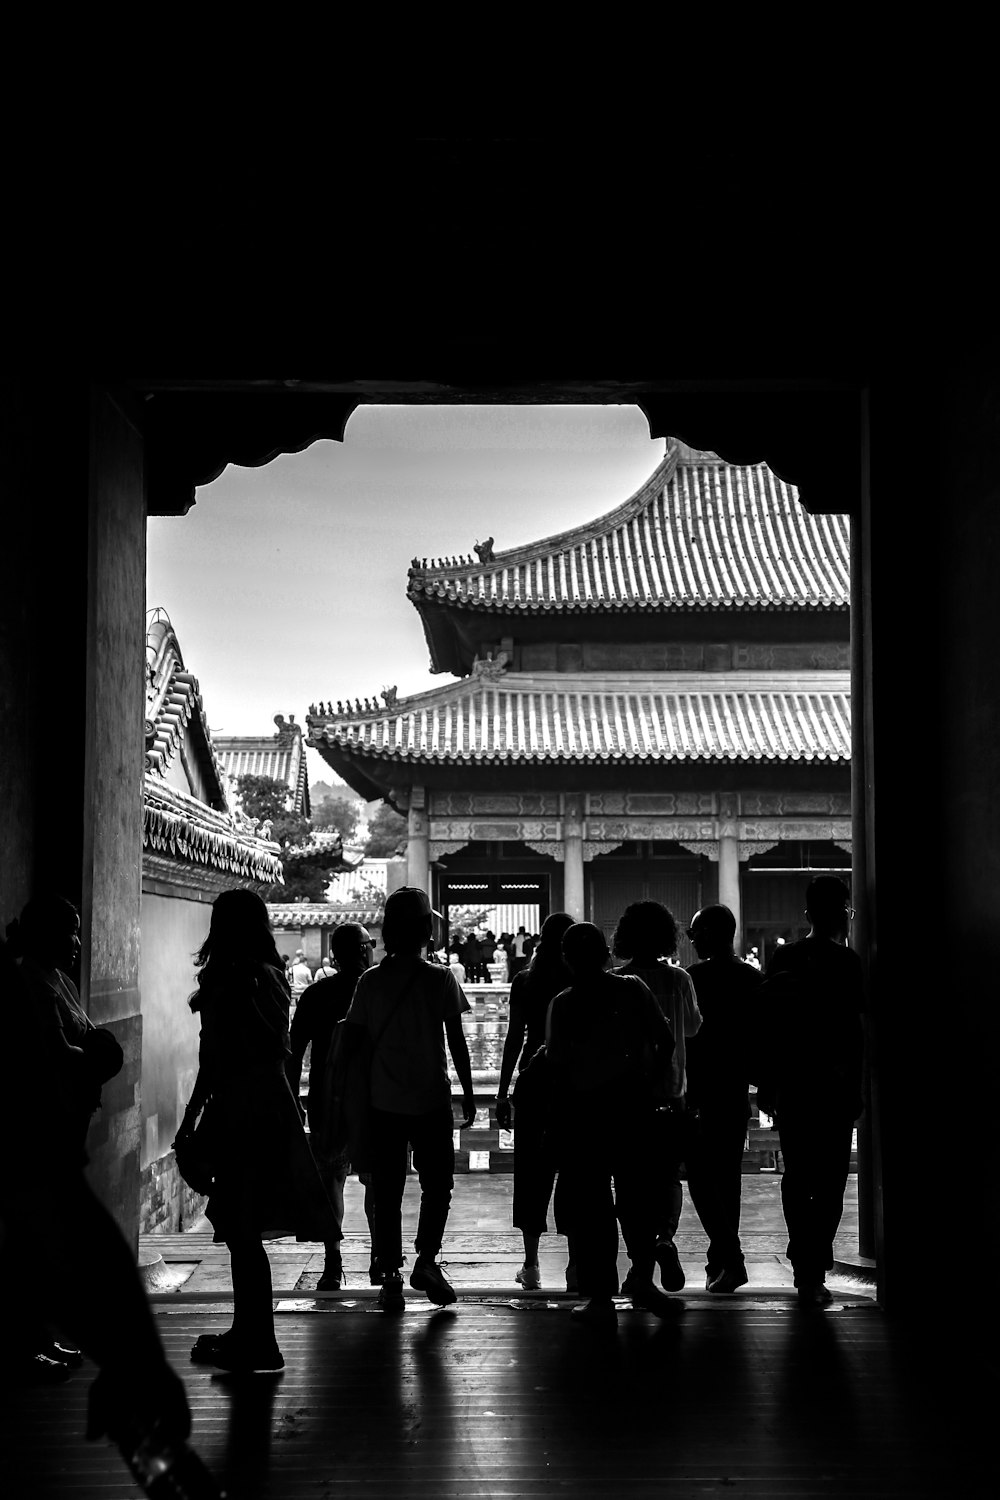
[814,1114,855,1275]
[778,1109,823,1290]
[686,1106,747,1284]
[410,1106,456,1264]
[319,1155,348,1286]
[649,1106,686,1290]
[358,1171,380,1281]
[512,1092,555,1285]
[227,1234,278,1357]
[371,1108,410,1276]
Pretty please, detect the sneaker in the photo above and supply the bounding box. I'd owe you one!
[377,1272,406,1312]
[570,1298,617,1330]
[655,1240,685,1291]
[316,1268,343,1291]
[708,1266,749,1295]
[565,1261,578,1294]
[795,1281,834,1308]
[515,1262,541,1291]
[410,1259,458,1306]
[626,1278,678,1319]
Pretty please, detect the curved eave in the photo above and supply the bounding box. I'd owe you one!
[312,736,849,768]
[409,587,848,613]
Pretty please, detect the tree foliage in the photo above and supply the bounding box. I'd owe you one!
[236,772,332,902]
[311,795,359,842]
[364,801,408,857]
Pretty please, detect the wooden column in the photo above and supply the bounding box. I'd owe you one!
[80,386,147,1251]
[407,791,430,895]
[718,832,742,953]
[563,793,585,921]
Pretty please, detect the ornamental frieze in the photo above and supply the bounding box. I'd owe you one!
[583,840,626,862]
[587,792,716,816]
[523,841,565,862]
[586,819,717,842]
[429,818,561,843]
[428,791,560,817]
[740,819,853,842]
[740,793,852,817]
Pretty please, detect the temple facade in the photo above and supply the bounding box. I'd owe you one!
[308,440,851,962]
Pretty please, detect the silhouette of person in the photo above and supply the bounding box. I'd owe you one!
[759,876,865,1307]
[612,901,702,1295]
[287,922,379,1288]
[496,912,576,1291]
[508,925,533,981]
[545,922,676,1327]
[685,904,763,1293]
[1,897,220,1496]
[178,889,338,1373]
[343,887,476,1309]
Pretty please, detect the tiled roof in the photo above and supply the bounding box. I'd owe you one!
[145,612,229,808]
[407,441,850,621]
[216,716,311,816]
[144,777,284,885]
[308,671,851,767]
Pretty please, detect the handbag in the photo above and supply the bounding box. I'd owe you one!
[173,1100,218,1196]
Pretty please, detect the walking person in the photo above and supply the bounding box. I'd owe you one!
[177,890,338,1374]
[759,876,864,1306]
[545,922,676,1327]
[343,887,477,1309]
[287,923,380,1288]
[507,925,533,981]
[612,901,702,1294]
[684,904,763,1293]
[495,911,576,1291]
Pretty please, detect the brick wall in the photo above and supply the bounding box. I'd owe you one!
[139,1148,207,1234]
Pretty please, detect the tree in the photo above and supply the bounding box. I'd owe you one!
[311,795,359,843]
[236,773,333,902]
[364,801,408,857]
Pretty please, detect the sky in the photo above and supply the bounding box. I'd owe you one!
[146,406,666,787]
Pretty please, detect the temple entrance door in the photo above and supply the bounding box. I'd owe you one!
[437,870,550,948]
[590,849,704,966]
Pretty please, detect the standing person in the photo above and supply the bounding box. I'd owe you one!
[287,923,378,1289]
[344,887,477,1310]
[2,901,221,1497]
[545,923,676,1327]
[317,950,337,980]
[760,876,865,1307]
[508,925,531,981]
[448,951,467,984]
[177,890,338,1374]
[612,901,702,1294]
[685,905,763,1294]
[289,949,313,1005]
[495,912,575,1292]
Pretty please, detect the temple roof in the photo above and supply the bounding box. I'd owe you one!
[215,715,311,817]
[268,902,384,930]
[144,612,283,887]
[308,670,850,792]
[407,441,850,675]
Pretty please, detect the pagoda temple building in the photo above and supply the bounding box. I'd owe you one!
[307,440,851,962]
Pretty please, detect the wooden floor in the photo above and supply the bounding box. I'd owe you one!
[2,1296,992,1498]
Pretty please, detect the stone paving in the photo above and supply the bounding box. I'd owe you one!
[140,1171,872,1301]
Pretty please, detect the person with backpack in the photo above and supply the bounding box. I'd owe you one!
[287,922,378,1289]
[343,887,476,1310]
[545,922,676,1328]
[758,876,865,1307]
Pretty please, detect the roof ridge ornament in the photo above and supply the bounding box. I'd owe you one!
[471,650,509,682]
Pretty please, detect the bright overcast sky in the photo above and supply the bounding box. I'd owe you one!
[146,405,666,786]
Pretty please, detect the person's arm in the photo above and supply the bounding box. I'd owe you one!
[445,1014,476,1128]
[681,972,703,1037]
[176,1061,210,1139]
[495,978,528,1128]
[285,991,313,1098]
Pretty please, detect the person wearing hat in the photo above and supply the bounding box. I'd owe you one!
[287,923,377,1289]
[344,887,476,1309]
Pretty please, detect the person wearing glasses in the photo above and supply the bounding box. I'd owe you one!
[759,876,865,1307]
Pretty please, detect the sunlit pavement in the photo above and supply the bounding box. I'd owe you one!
[140,1172,874,1303]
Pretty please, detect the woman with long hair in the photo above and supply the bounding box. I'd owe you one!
[495,911,575,1291]
[612,900,703,1295]
[176,889,337,1375]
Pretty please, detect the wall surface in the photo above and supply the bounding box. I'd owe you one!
[139,889,207,1172]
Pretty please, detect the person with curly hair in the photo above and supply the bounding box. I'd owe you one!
[178,888,337,1375]
[612,900,702,1296]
